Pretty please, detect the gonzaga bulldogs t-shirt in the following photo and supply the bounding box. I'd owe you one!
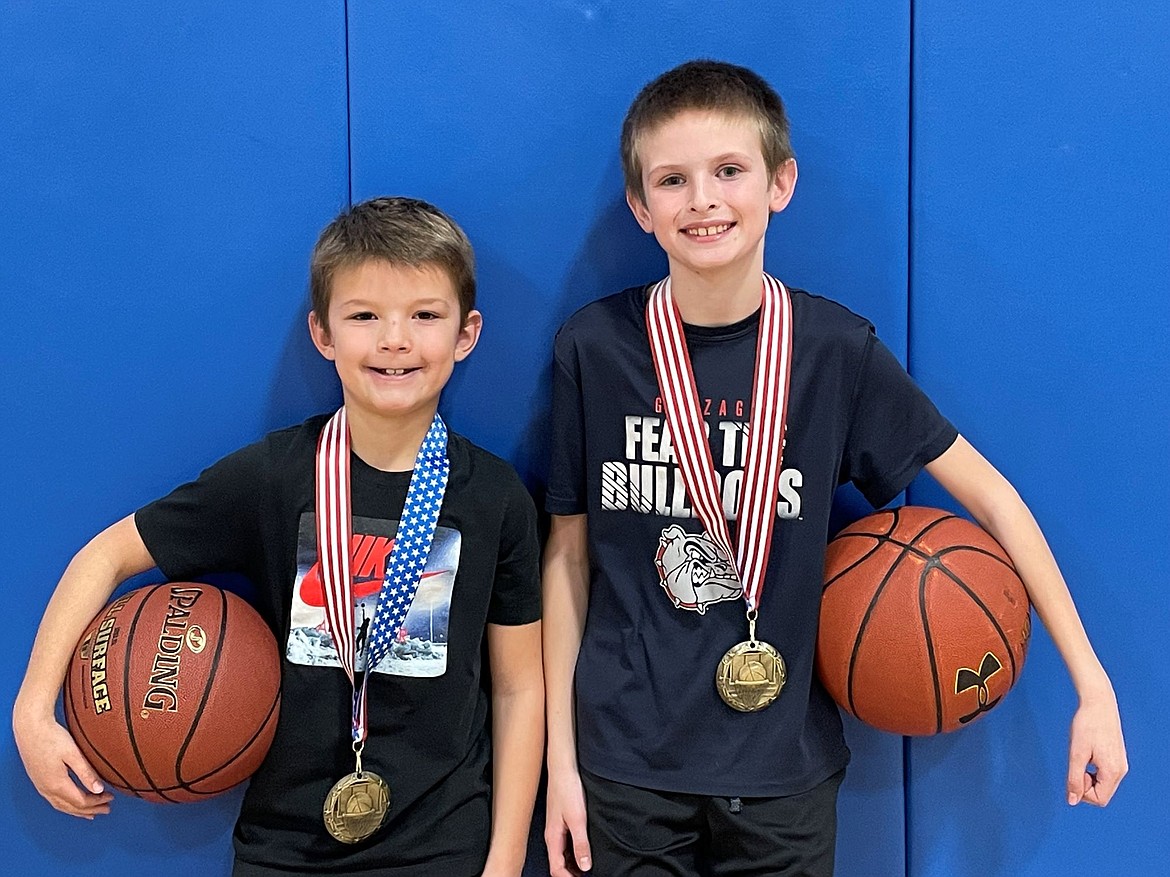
[547,284,957,796]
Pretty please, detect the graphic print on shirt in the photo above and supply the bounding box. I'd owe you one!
[601,400,802,614]
[287,512,461,677]
[654,525,742,613]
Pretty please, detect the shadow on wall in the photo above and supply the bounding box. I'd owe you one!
[902,220,1068,877]
[263,291,344,433]
[5,749,240,873]
[518,173,666,497]
[515,175,661,877]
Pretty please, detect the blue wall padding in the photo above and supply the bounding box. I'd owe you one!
[4,1,1166,875]
[1,3,348,875]
[907,3,1169,875]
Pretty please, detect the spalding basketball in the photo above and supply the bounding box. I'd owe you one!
[64,583,281,802]
[817,507,1030,735]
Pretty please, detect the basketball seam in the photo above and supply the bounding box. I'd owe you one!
[64,665,137,793]
[123,584,183,802]
[174,586,228,791]
[822,510,899,593]
[935,543,1018,573]
[174,593,280,795]
[835,524,985,566]
[822,539,886,592]
[145,694,281,795]
[846,508,956,731]
[826,510,963,589]
[932,557,1024,680]
[918,559,945,734]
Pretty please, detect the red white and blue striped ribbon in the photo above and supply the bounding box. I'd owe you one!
[645,274,793,611]
[315,408,449,743]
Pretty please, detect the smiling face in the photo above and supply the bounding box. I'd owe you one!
[627,109,796,282]
[309,259,481,429]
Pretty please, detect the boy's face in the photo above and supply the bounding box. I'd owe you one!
[627,110,796,280]
[309,259,481,426]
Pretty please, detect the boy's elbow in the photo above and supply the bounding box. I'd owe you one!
[543,515,589,581]
[928,435,1028,530]
[82,515,157,582]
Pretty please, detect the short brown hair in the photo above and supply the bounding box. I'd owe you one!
[621,60,795,205]
[309,196,476,331]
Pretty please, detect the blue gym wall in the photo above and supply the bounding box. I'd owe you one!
[2,2,1164,875]
[905,4,1168,875]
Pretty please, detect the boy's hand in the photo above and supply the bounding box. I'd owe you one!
[545,767,591,876]
[1067,694,1128,807]
[14,713,114,818]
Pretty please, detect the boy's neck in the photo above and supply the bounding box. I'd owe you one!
[667,256,766,327]
[344,405,438,472]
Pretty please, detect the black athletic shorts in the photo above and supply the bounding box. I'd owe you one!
[580,768,845,877]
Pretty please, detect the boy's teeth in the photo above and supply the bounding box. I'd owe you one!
[687,224,730,237]
[377,368,408,375]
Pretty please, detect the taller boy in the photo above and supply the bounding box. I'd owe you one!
[543,61,1126,876]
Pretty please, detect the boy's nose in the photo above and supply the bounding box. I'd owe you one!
[689,178,718,212]
[378,321,410,350]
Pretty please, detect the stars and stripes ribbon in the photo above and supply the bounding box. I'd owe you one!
[315,408,450,743]
[645,273,793,611]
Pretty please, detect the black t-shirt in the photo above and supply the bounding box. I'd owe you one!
[136,415,541,877]
[546,284,957,797]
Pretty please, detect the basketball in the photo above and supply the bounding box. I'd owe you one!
[816,506,1031,735]
[64,583,281,802]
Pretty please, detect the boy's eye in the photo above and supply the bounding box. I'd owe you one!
[716,165,742,179]
[658,174,685,187]
[349,311,377,321]
[415,311,440,321]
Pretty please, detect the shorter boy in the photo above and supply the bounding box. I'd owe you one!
[543,61,1127,877]
[15,197,544,877]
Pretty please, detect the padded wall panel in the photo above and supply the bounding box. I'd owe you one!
[1,3,348,874]
[908,4,1168,875]
[348,3,912,874]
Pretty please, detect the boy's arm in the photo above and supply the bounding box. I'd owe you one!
[542,513,592,876]
[482,619,544,877]
[12,514,157,818]
[925,435,1128,806]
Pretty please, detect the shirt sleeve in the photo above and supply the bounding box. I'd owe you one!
[134,440,266,581]
[487,474,542,626]
[545,325,588,516]
[841,332,958,509]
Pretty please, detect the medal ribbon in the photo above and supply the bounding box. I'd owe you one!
[315,408,450,743]
[645,273,793,611]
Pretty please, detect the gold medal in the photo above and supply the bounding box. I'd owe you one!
[323,769,391,843]
[716,638,787,712]
[323,743,390,844]
[716,610,786,712]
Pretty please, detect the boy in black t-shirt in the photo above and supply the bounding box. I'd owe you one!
[542,60,1127,877]
[14,197,544,877]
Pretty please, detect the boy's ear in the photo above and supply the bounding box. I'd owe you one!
[308,311,336,361]
[626,188,655,233]
[769,159,798,214]
[453,309,483,362]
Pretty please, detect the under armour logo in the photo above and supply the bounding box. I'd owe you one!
[955,652,1003,725]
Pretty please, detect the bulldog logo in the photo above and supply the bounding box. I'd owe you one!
[654,525,742,614]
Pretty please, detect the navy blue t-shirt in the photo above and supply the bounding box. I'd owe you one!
[546,284,957,796]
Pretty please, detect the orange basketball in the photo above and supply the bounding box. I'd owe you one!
[64,583,281,802]
[817,506,1030,735]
